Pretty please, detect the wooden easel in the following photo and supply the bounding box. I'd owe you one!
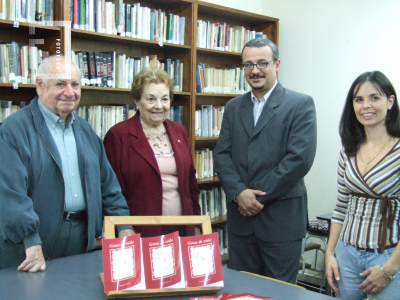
[99,215,222,298]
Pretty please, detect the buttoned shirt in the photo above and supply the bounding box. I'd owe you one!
[38,98,86,212]
[251,80,277,126]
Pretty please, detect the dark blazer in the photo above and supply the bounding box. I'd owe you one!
[103,112,200,237]
[214,82,317,242]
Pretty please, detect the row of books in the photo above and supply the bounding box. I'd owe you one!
[0,100,27,123]
[76,104,183,139]
[69,0,185,45]
[199,187,227,219]
[213,224,228,256]
[75,104,133,139]
[0,41,49,84]
[71,50,183,92]
[195,105,225,138]
[0,0,54,22]
[197,20,267,53]
[196,63,251,94]
[167,105,183,124]
[195,147,216,179]
[102,231,223,292]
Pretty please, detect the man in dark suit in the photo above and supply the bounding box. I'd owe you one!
[214,38,317,284]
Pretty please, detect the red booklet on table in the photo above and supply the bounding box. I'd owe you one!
[141,231,185,289]
[102,231,224,291]
[102,234,143,292]
[181,232,224,287]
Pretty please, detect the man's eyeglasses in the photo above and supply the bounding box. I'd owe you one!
[242,60,273,70]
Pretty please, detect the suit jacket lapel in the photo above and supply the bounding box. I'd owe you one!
[239,92,254,138]
[129,113,160,174]
[252,82,283,138]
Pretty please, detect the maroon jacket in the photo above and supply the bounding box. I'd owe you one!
[103,112,200,237]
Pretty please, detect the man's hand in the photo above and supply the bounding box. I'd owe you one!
[236,189,265,217]
[18,244,46,272]
[118,229,136,237]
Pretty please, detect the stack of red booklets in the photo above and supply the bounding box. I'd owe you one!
[102,231,224,292]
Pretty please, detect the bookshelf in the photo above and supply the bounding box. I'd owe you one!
[0,0,279,258]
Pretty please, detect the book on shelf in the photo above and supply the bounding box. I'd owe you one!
[102,231,223,292]
[197,20,266,53]
[0,42,49,85]
[73,51,180,91]
[67,1,184,45]
[197,64,249,95]
[0,100,29,123]
[213,225,228,256]
[194,147,217,180]
[194,105,225,138]
[168,106,183,124]
[76,104,131,139]
[0,0,53,23]
[199,187,227,219]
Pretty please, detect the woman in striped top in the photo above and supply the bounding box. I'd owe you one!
[325,71,400,300]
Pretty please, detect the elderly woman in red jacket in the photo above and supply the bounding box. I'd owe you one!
[104,68,200,237]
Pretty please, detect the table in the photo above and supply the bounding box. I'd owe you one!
[0,250,333,300]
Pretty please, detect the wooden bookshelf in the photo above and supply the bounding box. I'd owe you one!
[0,0,278,261]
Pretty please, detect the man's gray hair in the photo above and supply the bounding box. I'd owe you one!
[241,38,279,61]
[37,55,80,83]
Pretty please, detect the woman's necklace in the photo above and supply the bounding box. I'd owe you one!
[142,127,167,148]
[359,136,392,165]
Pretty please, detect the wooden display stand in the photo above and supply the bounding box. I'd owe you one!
[99,215,222,298]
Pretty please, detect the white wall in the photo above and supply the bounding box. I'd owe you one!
[202,0,400,221]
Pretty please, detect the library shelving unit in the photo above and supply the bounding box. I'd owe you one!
[0,0,279,261]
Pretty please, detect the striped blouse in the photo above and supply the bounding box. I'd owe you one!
[332,143,400,252]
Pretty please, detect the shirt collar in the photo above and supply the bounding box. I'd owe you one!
[251,80,278,104]
[38,97,75,127]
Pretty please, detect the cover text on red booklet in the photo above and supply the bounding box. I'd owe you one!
[142,231,182,289]
[102,234,142,292]
[181,232,223,287]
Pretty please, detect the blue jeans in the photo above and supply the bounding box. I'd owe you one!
[335,239,400,300]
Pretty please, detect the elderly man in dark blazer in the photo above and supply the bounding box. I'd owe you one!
[214,38,317,284]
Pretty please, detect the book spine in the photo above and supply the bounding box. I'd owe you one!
[149,10,155,40]
[88,51,96,85]
[79,0,85,29]
[116,0,123,35]
[82,51,89,86]
[125,4,131,37]
[94,52,102,86]
[166,13,173,43]
[35,0,43,21]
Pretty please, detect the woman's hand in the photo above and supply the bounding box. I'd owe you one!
[359,265,390,295]
[325,252,340,294]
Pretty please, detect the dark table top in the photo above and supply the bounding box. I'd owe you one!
[0,250,333,300]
